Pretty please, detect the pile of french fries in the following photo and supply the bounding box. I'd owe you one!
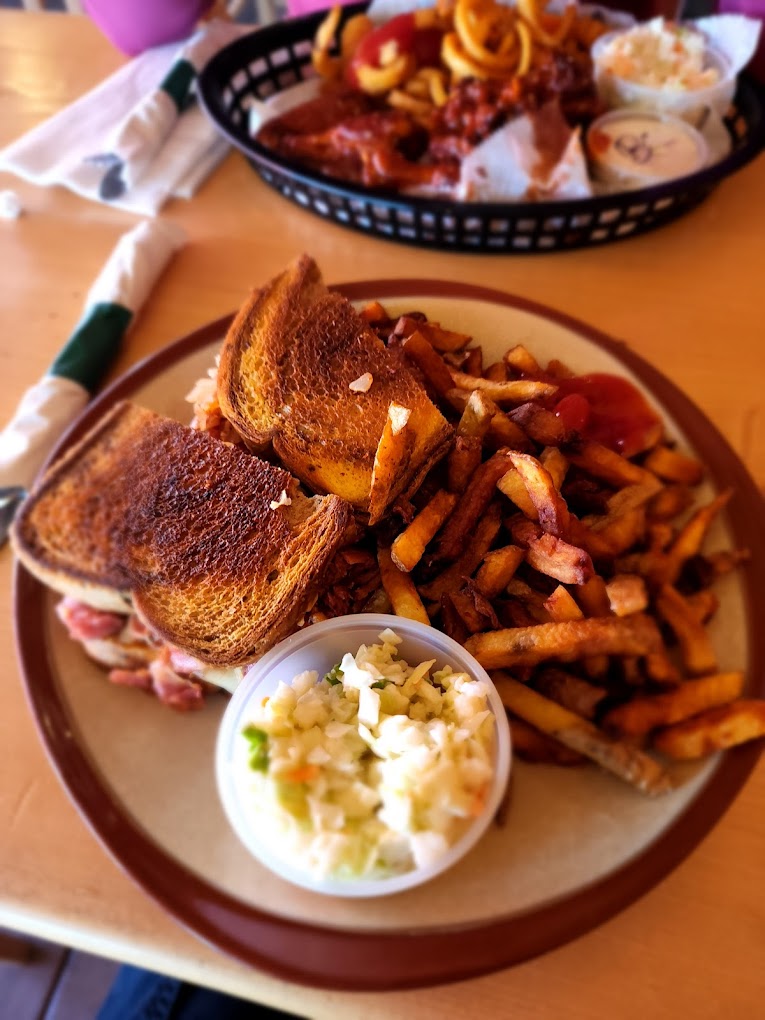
[358,302,764,797]
[312,0,611,125]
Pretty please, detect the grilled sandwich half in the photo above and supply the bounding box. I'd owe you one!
[217,254,453,519]
[12,401,354,668]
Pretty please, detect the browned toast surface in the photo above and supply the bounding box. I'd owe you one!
[12,401,353,664]
[217,255,452,512]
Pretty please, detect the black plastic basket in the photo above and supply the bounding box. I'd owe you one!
[198,5,765,253]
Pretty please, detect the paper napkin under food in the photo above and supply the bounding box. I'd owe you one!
[0,219,186,491]
[0,19,246,217]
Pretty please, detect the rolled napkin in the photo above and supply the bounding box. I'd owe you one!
[0,19,245,216]
[86,19,243,201]
[0,219,186,492]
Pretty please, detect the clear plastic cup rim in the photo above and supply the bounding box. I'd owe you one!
[592,28,735,101]
[586,107,710,184]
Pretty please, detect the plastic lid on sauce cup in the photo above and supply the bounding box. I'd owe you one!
[586,109,709,189]
[215,614,512,899]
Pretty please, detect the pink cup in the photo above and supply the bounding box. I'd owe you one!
[83,0,214,56]
[286,0,357,16]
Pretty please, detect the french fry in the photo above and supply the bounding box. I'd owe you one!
[606,574,649,616]
[377,545,430,625]
[546,358,576,379]
[463,347,483,375]
[503,343,541,376]
[644,651,682,687]
[574,574,611,616]
[681,548,750,590]
[465,614,664,669]
[497,467,537,518]
[387,89,433,119]
[367,403,413,526]
[436,450,513,561]
[540,446,568,489]
[493,672,670,794]
[655,583,718,676]
[511,519,594,586]
[340,13,374,58]
[506,450,570,536]
[566,560,612,677]
[590,506,648,557]
[604,672,745,738]
[653,489,733,586]
[359,300,388,325]
[506,578,553,623]
[647,483,695,522]
[439,592,469,643]
[685,588,720,625]
[508,401,571,445]
[417,320,472,352]
[566,441,657,489]
[402,330,456,399]
[420,502,503,602]
[446,389,531,450]
[501,599,545,628]
[643,445,705,485]
[484,361,509,382]
[391,489,458,572]
[534,667,607,719]
[653,700,765,760]
[475,544,524,598]
[312,47,342,80]
[565,516,616,561]
[314,4,341,51]
[454,0,519,71]
[603,480,663,517]
[449,370,558,405]
[356,52,415,94]
[446,586,498,633]
[543,584,584,622]
[517,0,576,46]
[508,714,586,765]
[648,522,674,553]
[448,390,494,493]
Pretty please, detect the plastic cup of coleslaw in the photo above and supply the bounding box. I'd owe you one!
[215,614,512,898]
[592,20,736,126]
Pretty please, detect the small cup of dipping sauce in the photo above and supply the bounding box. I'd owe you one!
[586,109,709,189]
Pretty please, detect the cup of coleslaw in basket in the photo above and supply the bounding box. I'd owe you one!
[215,614,512,898]
[592,17,737,125]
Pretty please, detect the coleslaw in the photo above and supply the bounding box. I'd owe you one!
[233,628,496,880]
[596,18,721,91]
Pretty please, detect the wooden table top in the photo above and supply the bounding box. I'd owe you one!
[1,11,764,1018]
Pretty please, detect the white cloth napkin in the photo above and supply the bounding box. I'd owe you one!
[0,220,186,491]
[0,20,246,217]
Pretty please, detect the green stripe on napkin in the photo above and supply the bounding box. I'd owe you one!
[49,302,133,393]
[160,59,197,113]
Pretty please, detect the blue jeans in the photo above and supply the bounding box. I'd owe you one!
[97,965,306,1020]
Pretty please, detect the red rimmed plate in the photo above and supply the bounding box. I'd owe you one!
[13,280,765,991]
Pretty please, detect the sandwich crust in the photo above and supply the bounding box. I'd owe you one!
[12,402,354,665]
[217,254,453,513]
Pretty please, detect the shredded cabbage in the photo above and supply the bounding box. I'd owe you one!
[598,18,720,91]
[234,631,496,880]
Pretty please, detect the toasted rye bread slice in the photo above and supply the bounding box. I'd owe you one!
[12,402,354,666]
[217,254,453,514]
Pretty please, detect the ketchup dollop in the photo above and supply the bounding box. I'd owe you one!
[545,373,661,458]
